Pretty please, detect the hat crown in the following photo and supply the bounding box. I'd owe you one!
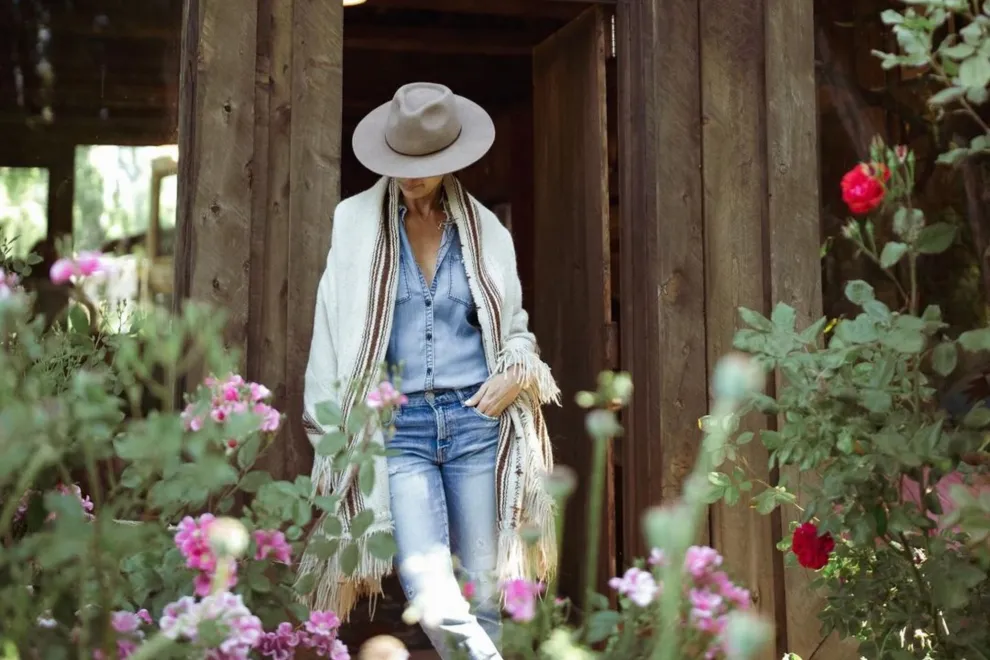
[384,83,462,158]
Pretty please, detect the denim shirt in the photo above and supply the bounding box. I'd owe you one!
[385,206,490,394]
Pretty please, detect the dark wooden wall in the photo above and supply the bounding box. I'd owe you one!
[615,0,831,658]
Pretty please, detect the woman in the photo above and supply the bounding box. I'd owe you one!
[298,83,559,660]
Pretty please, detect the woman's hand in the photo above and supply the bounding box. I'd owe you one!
[464,368,525,418]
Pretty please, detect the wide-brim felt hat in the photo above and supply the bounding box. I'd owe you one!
[352,82,495,179]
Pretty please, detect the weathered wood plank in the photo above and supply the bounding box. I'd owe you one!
[358,0,583,19]
[766,2,853,658]
[700,0,778,653]
[285,0,342,483]
[175,0,258,366]
[615,0,708,559]
[248,0,294,480]
[533,6,613,601]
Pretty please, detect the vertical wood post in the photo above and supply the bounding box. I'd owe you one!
[176,0,343,481]
[615,0,709,562]
[46,143,75,244]
[700,0,781,644]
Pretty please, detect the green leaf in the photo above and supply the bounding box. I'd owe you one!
[708,472,731,488]
[366,532,398,561]
[349,509,375,538]
[959,55,990,89]
[585,610,621,643]
[339,543,360,576]
[959,328,990,352]
[736,431,754,446]
[347,407,370,435]
[932,341,958,376]
[915,223,956,254]
[771,303,797,332]
[315,401,343,427]
[963,405,990,429]
[880,327,926,354]
[937,147,972,166]
[893,208,925,239]
[237,434,261,470]
[308,538,340,560]
[316,431,349,457]
[314,495,340,512]
[861,390,893,413]
[844,280,875,306]
[239,470,272,493]
[739,307,772,332]
[941,42,976,60]
[68,304,90,335]
[323,516,343,537]
[294,573,317,595]
[359,461,376,497]
[879,241,909,268]
[929,86,966,107]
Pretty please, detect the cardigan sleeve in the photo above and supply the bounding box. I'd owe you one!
[494,225,561,406]
[302,241,341,449]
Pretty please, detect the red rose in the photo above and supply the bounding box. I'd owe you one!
[840,163,889,215]
[791,522,834,570]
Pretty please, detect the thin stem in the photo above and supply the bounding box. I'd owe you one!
[580,431,610,632]
[897,533,951,656]
[0,449,52,536]
[547,495,568,598]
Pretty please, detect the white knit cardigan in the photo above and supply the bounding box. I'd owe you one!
[297,176,560,618]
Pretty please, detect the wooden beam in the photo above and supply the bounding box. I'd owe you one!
[174,0,257,360]
[700,0,780,650]
[765,3,852,659]
[282,0,343,481]
[358,0,584,19]
[616,0,708,558]
[344,23,540,55]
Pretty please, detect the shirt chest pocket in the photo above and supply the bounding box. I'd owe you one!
[446,251,475,309]
[395,261,413,304]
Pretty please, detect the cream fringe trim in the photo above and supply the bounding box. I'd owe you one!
[296,519,394,621]
[495,346,561,406]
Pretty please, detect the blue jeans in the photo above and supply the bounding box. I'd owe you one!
[387,386,502,660]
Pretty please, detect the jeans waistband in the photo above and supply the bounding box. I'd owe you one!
[402,384,484,408]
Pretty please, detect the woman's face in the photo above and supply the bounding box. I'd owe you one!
[397,176,444,202]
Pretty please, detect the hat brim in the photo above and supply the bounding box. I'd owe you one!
[352,95,496,179]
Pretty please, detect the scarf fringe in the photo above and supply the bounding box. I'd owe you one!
[496,346,561,406]
[496,489,559,584]
[296,520,394,621]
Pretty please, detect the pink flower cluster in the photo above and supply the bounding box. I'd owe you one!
[253,529,292,564]
[365,380,408,411]
[0,268,22,299]
[160,592,264,659]
[609,546,751,659]
[50,252,107,284]
[502,578,546,623]
[181,374,282,450]
[175,515,294,597]
[251,611,350,659]
[93,609,153,659]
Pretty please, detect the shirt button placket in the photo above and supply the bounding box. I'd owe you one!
[425,293,435,390]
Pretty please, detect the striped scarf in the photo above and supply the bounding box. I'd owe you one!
[297,176,559,619]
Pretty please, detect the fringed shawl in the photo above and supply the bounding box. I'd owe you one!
[297,176,559,618]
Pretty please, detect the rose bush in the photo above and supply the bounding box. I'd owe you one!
[706,138,990,659]
[0,244,402,658]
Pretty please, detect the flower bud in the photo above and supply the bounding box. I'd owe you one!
[609,372,634,406]
[574,391,597,409]
[641,505,692,552]
[207,517,250,559]
[359,635,410,660]
[400,603,421,625]
[543,465,578,501]
[712,353,765,403]
[722,611,773,659]
[585,410,622,439]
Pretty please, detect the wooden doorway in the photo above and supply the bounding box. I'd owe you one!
[532,7,614,607]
